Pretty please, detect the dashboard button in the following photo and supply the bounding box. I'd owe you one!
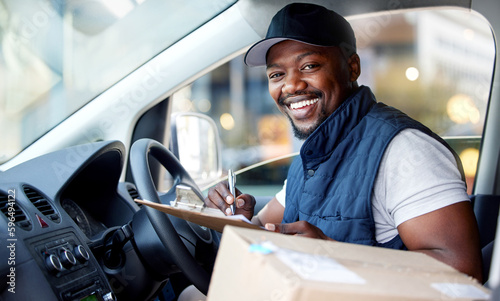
[45,254,63,273]
[74,245,90,262]
[60,249,77,268]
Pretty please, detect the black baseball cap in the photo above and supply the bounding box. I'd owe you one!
[244,3,356,67]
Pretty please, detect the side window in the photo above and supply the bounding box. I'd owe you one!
[350,10,493,193]
[172,9,495,195]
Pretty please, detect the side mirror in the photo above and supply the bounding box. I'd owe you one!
[170,112,222,189]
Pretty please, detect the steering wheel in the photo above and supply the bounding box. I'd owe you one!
[129,138,211,294]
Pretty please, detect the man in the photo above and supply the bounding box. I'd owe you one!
[205,3,483,281]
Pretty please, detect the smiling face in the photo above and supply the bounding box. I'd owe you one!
[266,40,360,139]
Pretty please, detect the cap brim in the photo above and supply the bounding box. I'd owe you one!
[244,38,327,67]
[244,37,288,67]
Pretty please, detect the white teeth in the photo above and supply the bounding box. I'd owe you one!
[290,98,319,109]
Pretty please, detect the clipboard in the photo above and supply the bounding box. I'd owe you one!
[134,184,263,232]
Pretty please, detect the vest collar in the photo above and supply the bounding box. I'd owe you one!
[300,85,376,160]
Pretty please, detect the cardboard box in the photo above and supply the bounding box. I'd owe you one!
[207,226,491,301]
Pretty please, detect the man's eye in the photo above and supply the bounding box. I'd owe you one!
[269,72,283,79]
[302,64,318,70]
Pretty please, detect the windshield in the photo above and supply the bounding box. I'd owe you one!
[0,0,236,163]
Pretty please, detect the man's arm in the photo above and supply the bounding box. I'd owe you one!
[397,201,483,282]
[251,197,285,226]
[260,195,332,239]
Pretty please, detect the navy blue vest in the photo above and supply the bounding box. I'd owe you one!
[282,86,463,249]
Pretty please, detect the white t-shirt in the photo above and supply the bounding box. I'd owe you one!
[275,128,470,243]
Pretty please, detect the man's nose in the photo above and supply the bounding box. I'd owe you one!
[282,72,307,95]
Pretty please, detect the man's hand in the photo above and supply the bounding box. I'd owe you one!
[204,181,256,221]
[264,220,334,240]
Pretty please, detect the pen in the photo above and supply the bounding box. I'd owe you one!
[228,169,236,214]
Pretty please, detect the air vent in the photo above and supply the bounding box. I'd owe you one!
[127,186,141,207]
[0,192,32,230]
[128,186,140,200]
[23,186,60,223]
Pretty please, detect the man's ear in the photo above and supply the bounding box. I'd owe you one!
[348,53,361,82]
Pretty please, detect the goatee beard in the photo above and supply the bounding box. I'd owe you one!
[286,109,329,140]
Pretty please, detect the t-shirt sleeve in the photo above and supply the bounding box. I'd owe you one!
[275,179,287,207]
[374,129,470,228]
